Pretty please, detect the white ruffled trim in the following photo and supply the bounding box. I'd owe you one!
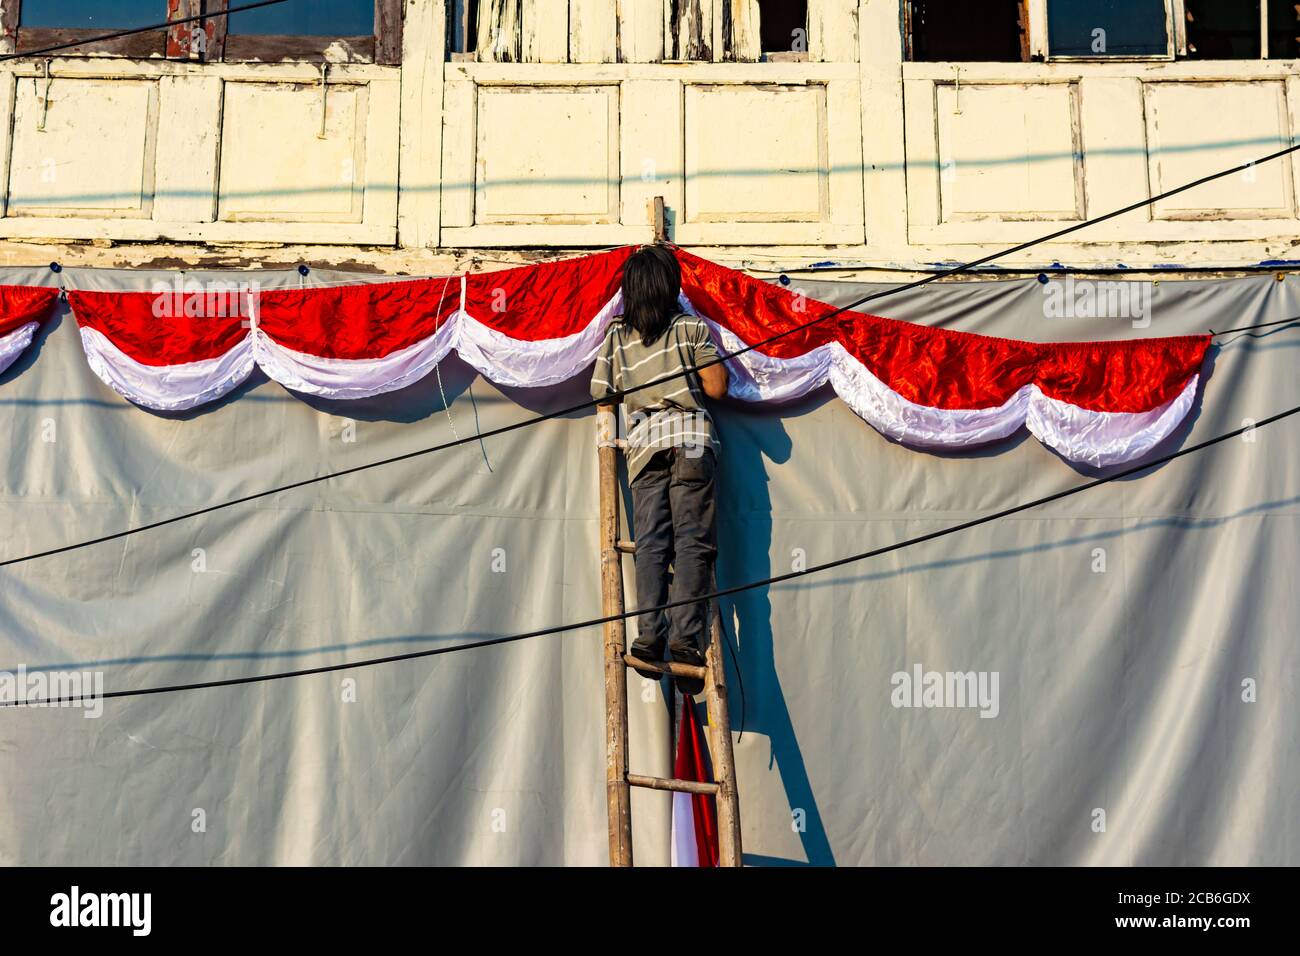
[79,326,256,412]
[0,321,38,377]
[71,289,1200,467]
[252,325,457,400]
[683,296,1197,465]
[1027,374,1199,468]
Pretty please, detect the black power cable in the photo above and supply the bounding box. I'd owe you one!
[0,0,292,62]
[3,140,1299,569]
[5,401,1296,708]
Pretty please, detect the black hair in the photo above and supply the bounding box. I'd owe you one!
[620,244,681,347]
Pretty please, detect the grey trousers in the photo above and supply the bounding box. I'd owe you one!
[629,447,717,661]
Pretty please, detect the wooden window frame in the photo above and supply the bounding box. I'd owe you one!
[208,0,402,64]
[1035,0,1177,62]
[0,0,403,64]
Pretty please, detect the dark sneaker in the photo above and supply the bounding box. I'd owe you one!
[669,644,706,698]
[627,642,664,682]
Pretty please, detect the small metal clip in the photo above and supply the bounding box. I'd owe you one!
[317,62,329,140]
[36,60,53,132]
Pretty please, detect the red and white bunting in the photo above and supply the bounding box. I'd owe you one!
[0,248,1210,467]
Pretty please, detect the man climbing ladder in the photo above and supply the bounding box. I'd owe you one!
[590,244,729,696]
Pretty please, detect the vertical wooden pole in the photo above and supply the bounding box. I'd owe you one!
[597,404,634,867]
[650,195,667,242]
[705,601,743,866]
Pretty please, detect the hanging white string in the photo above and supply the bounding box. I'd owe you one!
[430,274,460,445]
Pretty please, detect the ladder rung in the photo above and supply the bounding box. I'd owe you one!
[615,539,635,554]
[622,653,707,680]
[627,773,720,796]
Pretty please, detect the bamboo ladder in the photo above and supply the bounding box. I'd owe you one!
[596,402,743,867]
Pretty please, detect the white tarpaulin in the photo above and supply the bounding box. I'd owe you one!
[0,265,1296,865]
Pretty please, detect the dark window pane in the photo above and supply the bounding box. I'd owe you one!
[1048,0,1169,56]
[19,0,161,30]
[908,0,1026,62]
[1268,0,1300,58]
[228,0,374,37]
[1185,0,1260,58]
[758,0,807,53]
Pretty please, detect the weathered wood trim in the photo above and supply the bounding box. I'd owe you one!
[167,0,201,60]
[617,0,663,63]
[521,0,567,63]
[222,35,377,63]
[0,218,400,244]
[398,0,446,246]
[0,0,21,56]
[863,0,909,250]
[454,60,858,81]
[15,27,166,58]
[154,74,222,222]
[1017,0,1031,63]
[2,57,393,80]
[570,0,617,63]
[667,0,712,61]
[375,0,403,65]
[207,0,392,63]
[0,70,16,214]
[809,0,855,62]
[477,0,522,62]
[208,0,229,62]
[723,0,760,62]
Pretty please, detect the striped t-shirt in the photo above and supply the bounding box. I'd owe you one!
[589,312,723,480]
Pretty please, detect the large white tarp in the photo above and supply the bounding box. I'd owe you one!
[0,266,1296,865]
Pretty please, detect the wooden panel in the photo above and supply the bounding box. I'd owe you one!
[153,75,222,223]
[809,0,858,62]
[826,77,864,230]
[375,0,404,65]
[723,0,760,62]
[167,0,202,60]
[620,79,683,231]
[522,0,569,62]
[473,85,620,223]
[15,28,166,58]
[478,0,523,62]
[398,0,446,246]
[7,77,158,218]
[903,77,939,228]
[618,0,664,62]
[1076,76,1148,235]
[218,81,369,223]
[678,77,863,243]
[569,0,617,62]
[0,0,17,56]
[683,83,827,223]
[361,76,401,237]
[667,0,713,60]
[935,81,1083,222]
[861,0,907,248]
[440,74,478,227]
[1145,80,1295,220]
[221,35,376,63]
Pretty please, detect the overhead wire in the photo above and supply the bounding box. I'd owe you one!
[4,140,1299,569]
[4,400,1296,707]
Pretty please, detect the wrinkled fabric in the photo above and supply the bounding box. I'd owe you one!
[47,250,1210,466]
[0,322,39,379]
[0,267,1296,866]
[0,285,59,374]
